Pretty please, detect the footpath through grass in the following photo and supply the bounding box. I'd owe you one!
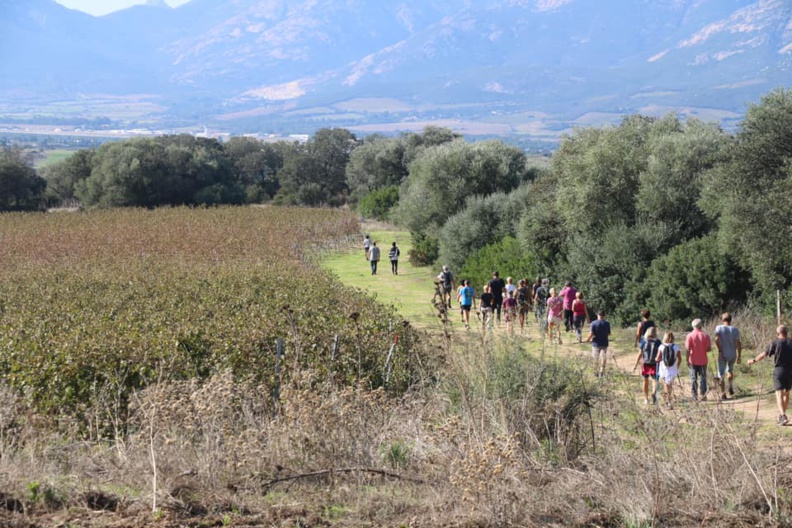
[322,228,443,329]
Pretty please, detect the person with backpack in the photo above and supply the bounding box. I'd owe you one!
[388,242,400,275]
[516,279,532,335]
[368,241,381,275]
[438,266,455,309]
[633,309,655,351]
[656,331,681,408]
[634,326,661,405]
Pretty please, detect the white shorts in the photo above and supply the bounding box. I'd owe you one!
[592,346,608,361]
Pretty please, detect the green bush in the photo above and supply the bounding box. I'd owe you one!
[408,231,439,266]
[358,185,399,220]
[644,235,751,323]
[459,236,535,291]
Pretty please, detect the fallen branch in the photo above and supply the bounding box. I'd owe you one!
[261,467,427,488]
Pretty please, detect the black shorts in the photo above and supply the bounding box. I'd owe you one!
[461,304,472,312]
[774,368,792,391]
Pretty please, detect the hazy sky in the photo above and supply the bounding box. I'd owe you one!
[55,0,192,17]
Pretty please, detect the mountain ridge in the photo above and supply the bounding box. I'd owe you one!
[0,0,789,137]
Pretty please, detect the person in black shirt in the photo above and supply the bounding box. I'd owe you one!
[479,285,494,330]
[488,271,506,324]
[748,325,792,425]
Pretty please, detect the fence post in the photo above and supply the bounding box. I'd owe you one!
[778,290,782,325]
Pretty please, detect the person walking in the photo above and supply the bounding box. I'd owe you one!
[479,285,494,331]
[656,331,681,408]
[368,241,381,275]
[388,242,400,275]
[530,277,542,322]
[438,266,455,308]
[488,271,506,324]
[714,312,742,399]
[363,234,371,259]
[516,279,532,335]
[748,325,792,425]
[634,327,661,405]
[503,290,518,335]
[534,278,549,333]
[586,311,611,378]
[686,318,712,402]
[457,280,476,330]
[633,309,655,351]
[546,287,563,344]
[559,281,578,333]
[571,291,588,343]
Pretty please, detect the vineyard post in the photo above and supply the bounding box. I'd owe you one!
[273,337,283,418]
[778,290,782,325]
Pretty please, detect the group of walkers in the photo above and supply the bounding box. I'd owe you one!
[437,265,792,424]
[362,237,792,425]
[363,234,400,276]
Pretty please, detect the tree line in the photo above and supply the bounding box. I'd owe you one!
[4,88,791,323]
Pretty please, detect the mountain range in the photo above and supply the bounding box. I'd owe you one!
[1,0,790,139]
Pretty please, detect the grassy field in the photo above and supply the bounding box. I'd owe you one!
[323,228,445,329]
[33,148,74,168]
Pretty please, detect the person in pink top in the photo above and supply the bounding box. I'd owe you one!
[559,281,578,333]
[685,318,712,401]
[546,287,564,344]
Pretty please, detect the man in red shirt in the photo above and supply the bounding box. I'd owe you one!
[685,318,712,401]
[559,281,577,333]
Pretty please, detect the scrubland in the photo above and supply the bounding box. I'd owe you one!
[0,208,789,527]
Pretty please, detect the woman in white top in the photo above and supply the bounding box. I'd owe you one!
[655,331,681,408]
[505,276,517,298]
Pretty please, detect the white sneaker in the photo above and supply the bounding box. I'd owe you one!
[644,398,649,405]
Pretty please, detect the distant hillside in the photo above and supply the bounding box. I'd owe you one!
[0,0,789,137]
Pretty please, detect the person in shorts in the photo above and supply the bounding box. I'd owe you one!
[748,325,792,425]
[479,285,494,330]
[714,312,742,399]
[546,287,564,344]
[457,280,475,330]
[656,331,681,408]
[634,326,661,405]
[586,311,611,378]
[633,309,655,351]
[363,234,371,259]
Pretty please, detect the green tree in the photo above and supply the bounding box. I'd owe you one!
[277,128,358,205]
[396,139,528,234]
[438,184,532,271]
[345,137,408,199]
[223,137,284,200]
[0,147,46,211]
[41,149,94,204]
[701,88,792,301]
[358,185,400,220]
[459,236,535,293]
[644,235,751,323]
